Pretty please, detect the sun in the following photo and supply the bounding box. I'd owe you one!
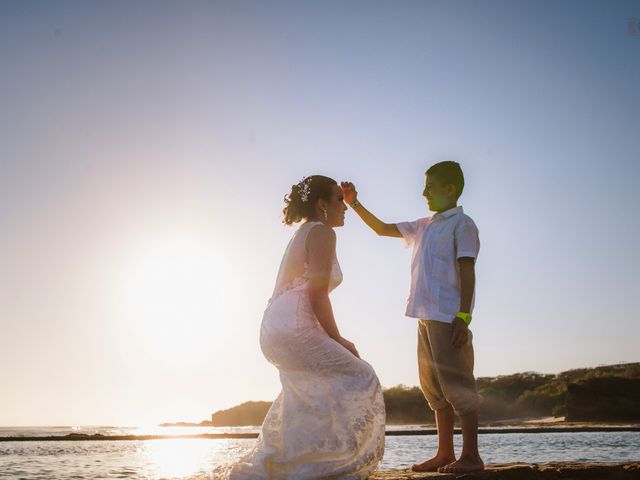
[121,237,232,355]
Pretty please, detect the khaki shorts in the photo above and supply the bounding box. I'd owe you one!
[417,319,481,417]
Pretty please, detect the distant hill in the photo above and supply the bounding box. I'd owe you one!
[210,401,272,426]
[566,376,640,422]
[207,362,640,426]
[477,361,640,422]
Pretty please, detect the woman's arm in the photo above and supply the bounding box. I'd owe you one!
[306,224,360,357]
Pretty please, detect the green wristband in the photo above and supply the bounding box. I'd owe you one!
[455,312,472,325]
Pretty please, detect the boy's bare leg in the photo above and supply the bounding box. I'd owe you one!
[438,409,484,473]
[411,405,456,472]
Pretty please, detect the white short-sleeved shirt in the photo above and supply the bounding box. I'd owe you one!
[396,206,480,323]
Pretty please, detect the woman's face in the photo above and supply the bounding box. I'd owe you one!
[322,184,348,227]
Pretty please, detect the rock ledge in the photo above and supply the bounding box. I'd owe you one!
[370,462,640,479]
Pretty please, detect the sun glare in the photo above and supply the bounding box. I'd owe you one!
[121,238,233,355]
[142,438,220,478]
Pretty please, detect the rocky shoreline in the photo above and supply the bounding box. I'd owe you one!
[371,462,640,479]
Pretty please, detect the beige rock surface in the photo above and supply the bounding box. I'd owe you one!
[370,462,640,479]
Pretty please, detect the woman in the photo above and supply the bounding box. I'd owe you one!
[218,175,385,479]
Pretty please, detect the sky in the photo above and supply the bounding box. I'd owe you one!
[1,0,639,427]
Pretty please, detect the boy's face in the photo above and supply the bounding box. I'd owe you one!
[423,173,456,212]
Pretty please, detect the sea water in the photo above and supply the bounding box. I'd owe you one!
[1,426,639,479]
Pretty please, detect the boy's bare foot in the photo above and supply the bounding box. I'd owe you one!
[437,454,484,473]
[411,454,456,472]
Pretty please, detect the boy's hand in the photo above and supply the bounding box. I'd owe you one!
[340,181,358,205]
[451,317,469,348]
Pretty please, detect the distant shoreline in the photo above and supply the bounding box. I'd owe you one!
[205,363,640,426]
[2,425,640,442]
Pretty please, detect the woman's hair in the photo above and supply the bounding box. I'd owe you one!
[282,175,337,225]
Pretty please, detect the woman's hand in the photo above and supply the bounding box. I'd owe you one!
[340,181,358,205]
[338,336,360,358]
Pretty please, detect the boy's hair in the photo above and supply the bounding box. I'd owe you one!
[426,161,465,199]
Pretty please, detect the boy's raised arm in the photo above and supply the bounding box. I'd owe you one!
[340,181,402,238]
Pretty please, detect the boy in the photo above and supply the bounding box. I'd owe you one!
[340,161,484,473]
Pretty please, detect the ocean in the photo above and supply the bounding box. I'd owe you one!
[1,425,639,479]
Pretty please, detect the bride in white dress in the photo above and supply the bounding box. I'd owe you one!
[217,175,385,479]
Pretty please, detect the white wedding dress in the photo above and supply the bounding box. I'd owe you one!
[215,221,386,479]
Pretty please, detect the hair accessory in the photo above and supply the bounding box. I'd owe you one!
[297,176,312,203]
